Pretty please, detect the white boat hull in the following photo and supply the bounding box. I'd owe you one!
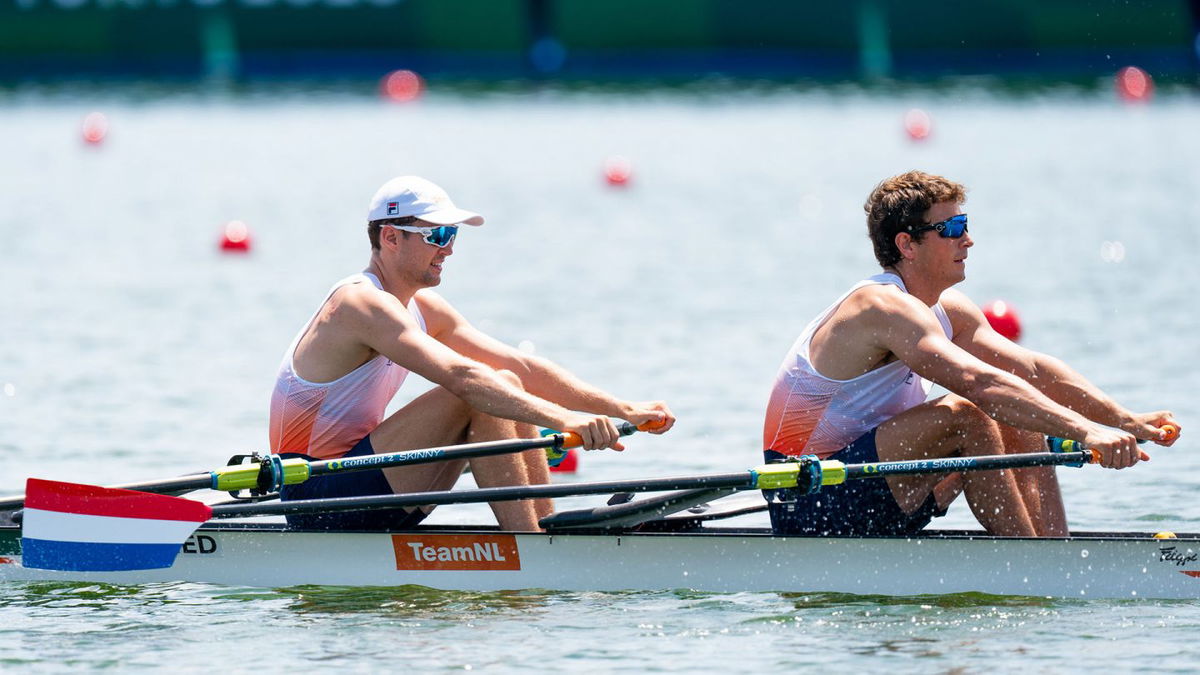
[3,525,1198,599]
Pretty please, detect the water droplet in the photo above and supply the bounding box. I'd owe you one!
[1100,240,1126,263]
[1081,549,1089,558]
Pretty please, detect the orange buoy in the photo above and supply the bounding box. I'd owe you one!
[904,108,931,141]
[982,300,1022,342]
[1115,66,1154,103]
[549,447,579,473]
[380,69,424,103]
[604,156,631,187]
[219,221,252,253]
[81,112,108,146]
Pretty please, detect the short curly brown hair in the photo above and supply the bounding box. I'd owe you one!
[864,171,967,268]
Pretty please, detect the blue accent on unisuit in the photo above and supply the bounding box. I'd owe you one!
[20,538,182,572]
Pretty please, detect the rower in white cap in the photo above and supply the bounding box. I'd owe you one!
[269,176,674,532]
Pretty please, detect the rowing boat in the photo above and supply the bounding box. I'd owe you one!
[3,423,1188,599]
[2,519,1197,599]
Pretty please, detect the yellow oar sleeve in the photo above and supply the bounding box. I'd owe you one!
[210,458,311,492]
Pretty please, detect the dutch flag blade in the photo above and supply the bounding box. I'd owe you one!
[21,478,213,572]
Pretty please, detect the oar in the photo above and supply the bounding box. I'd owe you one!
[201,448,1113,519]
[205,424,1183,518]
[18,429,1177,572]
[0,420,658,511]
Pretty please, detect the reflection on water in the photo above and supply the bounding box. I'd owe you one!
[5,582,175,609]
[780,590,1060,609]
[274,584,558,618]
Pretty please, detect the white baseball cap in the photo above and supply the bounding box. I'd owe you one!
[366,176,484,226]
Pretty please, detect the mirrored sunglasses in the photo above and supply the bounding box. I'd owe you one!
[908,213,968,238]
[390,224,458,248]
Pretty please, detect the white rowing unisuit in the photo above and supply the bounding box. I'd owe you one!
[762,272,953,458]
[269,272,426,460]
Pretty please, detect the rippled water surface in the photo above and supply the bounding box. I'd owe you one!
[1,84,1198,671]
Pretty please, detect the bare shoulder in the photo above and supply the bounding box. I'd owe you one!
[847,283,930,325]
[292,278,421,383]
[811,283,931,379]
[330,280,419,333]
[937,288,989,333]
[412,289,468,338]
[413,288,451,314]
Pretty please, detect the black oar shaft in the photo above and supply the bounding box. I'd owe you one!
[308,428,599,476]
[210,471,756,518]
[211,451,1095,519]
[842,451,1090,481]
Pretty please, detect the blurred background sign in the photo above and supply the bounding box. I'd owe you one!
[2,0,1197,83]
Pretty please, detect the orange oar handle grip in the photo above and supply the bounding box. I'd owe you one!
[555,419,664,450]
[1161,424,1180,442]
[636,419,668,432]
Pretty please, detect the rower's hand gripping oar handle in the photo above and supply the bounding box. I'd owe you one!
[1048,424,1179,466]
[545,420,667,466]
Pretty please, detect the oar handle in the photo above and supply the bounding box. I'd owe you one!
[1048,424,1180,465]
[557,419,665,450]
[1161,423,1181,442]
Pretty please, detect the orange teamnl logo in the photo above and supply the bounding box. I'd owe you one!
[391,534,521,571]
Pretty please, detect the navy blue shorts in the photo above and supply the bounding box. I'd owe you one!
[280,436,429,531]
[764,429,946,536]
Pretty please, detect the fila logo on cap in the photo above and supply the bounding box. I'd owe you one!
[386,202,400,216]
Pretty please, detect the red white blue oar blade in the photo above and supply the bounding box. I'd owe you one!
[20,478,212,572]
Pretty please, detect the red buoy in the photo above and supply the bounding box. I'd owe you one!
[904,108,931,141]
[1115,66,1154,103]
[82,112,108,146]
[380,69,424,103]
[219,221,252,253]
[982,300,1022,342]
[604,156,632,187]
[549,447,579,473]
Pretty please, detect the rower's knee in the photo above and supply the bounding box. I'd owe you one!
[428,385,473,419]
[998,423,1045,454]
[942,394,998,436]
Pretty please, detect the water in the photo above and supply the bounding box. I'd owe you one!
[1,84,1199,670]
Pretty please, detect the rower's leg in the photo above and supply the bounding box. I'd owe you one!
[522,439,554,521]
[367,374,551,531]
[464,371,552,530]
[369,385,473,497]
[877,394,1037,536]
[999,424,1068,536]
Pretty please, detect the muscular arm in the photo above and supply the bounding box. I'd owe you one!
[416,291,673,432]
[862,286,1126,447]
[940,289,1177,443]
[341,287,624,446]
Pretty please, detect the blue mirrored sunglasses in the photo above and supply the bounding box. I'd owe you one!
[908,214,968,238]
[390,224,458,248]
